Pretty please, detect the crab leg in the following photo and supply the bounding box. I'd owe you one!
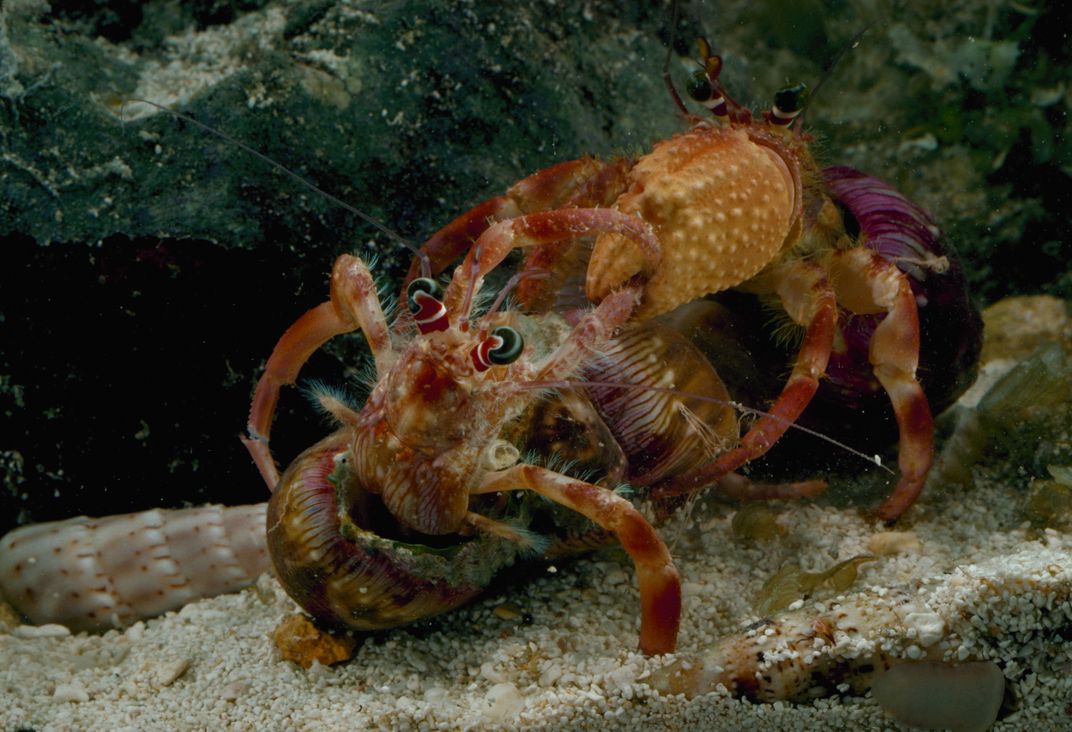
[443,208,660,319]
[475,464,681,655]
[402,158,604,282]
[243,255,392,490]
[401,157,631,304]
[653,261,837,500]
[714,473,829,501]
[825,249,933,522]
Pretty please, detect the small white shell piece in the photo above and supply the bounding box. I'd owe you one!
[0,503,270,632]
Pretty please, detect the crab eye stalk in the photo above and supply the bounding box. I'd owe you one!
[688,39,728,119]
[471,326,524,372]
[687,69,713,102]
[769,83,808,126]
[407,277,449,334]
[406,277,443,309]
[695,38,721,78]
[687,69,728,118]
[487,326,524,365]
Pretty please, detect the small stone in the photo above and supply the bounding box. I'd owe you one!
[220,680,249,701]
[484,682,524,721]
[867,531,923,556]
[492,603,523,622]
[272,613,358,669]
[13,623,72,638]
[904,611,945,647]
[53,682,89,703]
[872,661,1004,732]
[980,295,1072,364]
[0,600,22,628]
[155,657,191,687]
[480,661,507,684]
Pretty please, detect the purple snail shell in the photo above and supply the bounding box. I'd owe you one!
[820,166,982,421]
[749,166,984,450]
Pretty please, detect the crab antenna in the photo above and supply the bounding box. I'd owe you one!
[457,241,485,328]
[478,269,550,332]
[796,23,873,130]
[515,378,894,474]
[662,0,691,117]
[122,98,431,279]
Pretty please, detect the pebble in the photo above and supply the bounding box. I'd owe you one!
[867,531,923,556]
[53,682,89,703]
[220,680,249,701]
[155,657,191,687]
[871,661,1004,732]
[13,624,71,638]
[483,682,524,721]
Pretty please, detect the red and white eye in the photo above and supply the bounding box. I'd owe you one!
[768,83,807,126]
[471,326,524,372]
[407,277,449,334]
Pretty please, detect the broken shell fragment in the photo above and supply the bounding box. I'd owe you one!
[867,530,923,556]
[871,660,1004,732]
[272,613,358,669]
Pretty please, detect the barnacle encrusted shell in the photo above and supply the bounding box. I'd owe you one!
[586,126,801,319]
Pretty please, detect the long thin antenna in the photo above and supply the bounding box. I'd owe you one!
[662,0,691,116]
[797,23,873,129]
[517,378,894,474]
[123,97,431,278]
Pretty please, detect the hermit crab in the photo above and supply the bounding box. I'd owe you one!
[400,38,980,520]
[0,38,979,664]
[236,39,979,656]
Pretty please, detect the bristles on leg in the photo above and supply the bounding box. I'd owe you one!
[303,381,360,425]
[465,512,549,557]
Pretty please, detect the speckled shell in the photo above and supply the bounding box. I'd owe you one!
[586,126,802,319]
[651,588,916,701]
[0,503,269,631]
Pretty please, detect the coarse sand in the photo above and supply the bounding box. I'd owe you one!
[2,459,1070,731]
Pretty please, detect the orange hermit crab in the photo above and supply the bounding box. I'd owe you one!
[404,38,942,522]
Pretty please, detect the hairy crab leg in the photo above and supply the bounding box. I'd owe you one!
[400,156,628,295]
[243,254,392,490]
[713,473,829,501]
[443,208,660,319]
[475,464,681,656]
[480,283,688,654]
[653,260,837,500]
[825,249,933,522]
